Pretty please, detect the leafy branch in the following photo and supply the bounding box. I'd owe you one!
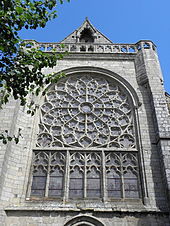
[0,0,70,143]
[0,128,22,144]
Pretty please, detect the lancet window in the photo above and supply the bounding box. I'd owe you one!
[29,73,141,200]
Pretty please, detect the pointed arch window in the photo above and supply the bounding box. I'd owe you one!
[80,28,94,43]
[29,73,141,200]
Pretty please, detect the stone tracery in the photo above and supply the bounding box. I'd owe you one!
[37,74,136,149]
[30,73,140,200]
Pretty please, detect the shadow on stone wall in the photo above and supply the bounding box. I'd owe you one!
[138,84,168,212]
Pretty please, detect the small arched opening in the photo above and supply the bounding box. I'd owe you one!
[64,215,104,226]
[79,28,94,43]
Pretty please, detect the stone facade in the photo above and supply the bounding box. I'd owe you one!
[0,18,170,225]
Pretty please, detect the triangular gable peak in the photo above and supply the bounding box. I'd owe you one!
[61,18,112,44]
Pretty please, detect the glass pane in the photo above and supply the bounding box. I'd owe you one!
[49,176,63,190]
[108,190,121,198]
[48,189,63,197]
[87,178,100,189]
[124,178,138,190]
[69,189,83,198]
[125,190,139,198]
[31,176,46,190]
[69,178,83,189]
[31,189,45,197]
[124,178,139,198]
[50,169,63,176]
[69,165,83,196]
[87,189,101,198]
[107,178,121,190]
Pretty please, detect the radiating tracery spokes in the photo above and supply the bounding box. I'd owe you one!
[37,74,136,148]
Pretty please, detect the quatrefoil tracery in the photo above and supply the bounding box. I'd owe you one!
[37,74,136,148]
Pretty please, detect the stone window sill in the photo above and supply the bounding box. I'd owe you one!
[4,199,164,214]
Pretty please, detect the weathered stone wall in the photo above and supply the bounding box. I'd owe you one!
[4,211,170,226]
[0,46,170,225]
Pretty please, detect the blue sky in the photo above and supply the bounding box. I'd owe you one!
[20,0,170,93]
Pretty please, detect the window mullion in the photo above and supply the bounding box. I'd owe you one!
[120,153,125,199]
[30,74,142,202]
[84,153,87,198]
[45,152,51,197]
[63,150,70,202]
[102,150,107,201]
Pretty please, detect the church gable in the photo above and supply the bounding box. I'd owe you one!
[61,18,112,44]
[1,19,170,226]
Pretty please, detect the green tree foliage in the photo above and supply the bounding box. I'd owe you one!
[0,0,70,143]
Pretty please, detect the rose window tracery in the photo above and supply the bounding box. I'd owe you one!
[30,73,141,200]
[37,74,136,149]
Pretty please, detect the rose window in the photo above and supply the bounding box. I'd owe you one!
[30,73,141,200]
[37,74,136,148]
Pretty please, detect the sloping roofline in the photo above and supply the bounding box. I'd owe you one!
[61,17,113,43]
